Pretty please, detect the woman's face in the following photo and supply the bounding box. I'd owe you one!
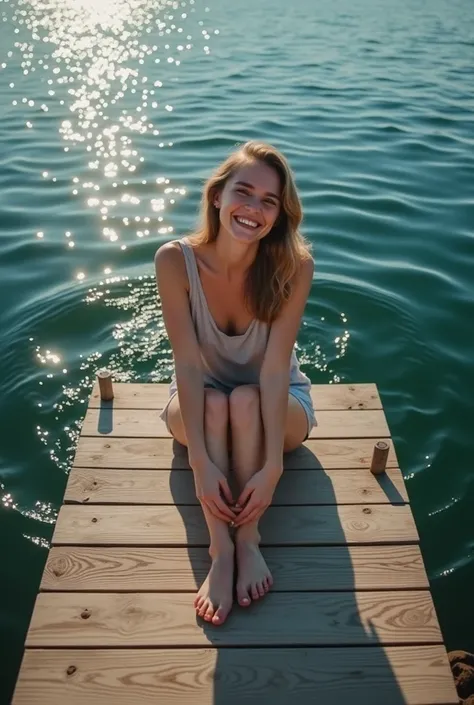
[214,160,282,244]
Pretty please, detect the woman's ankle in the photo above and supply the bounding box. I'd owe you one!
[209,539,235,560]
[235,523,260,545]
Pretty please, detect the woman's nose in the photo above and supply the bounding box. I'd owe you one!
[245,196,261,212]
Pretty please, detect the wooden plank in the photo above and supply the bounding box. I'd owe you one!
[72,436,399,470]
[88,382,382,410]
[65,467,408,505]
[81,408,391,439]
[41,545,429,592]
[26,591,442,647]
[51,504,419,546]
[13,645,459,705]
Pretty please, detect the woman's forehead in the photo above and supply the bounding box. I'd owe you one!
[230,161,281,194]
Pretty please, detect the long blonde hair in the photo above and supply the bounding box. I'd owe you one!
[188,141,312,323]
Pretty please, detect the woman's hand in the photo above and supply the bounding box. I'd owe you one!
[193,461,238,523]
[233,465,282,527]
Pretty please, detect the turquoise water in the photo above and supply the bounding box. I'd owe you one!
[1,0,473,698]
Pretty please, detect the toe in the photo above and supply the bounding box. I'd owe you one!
[237,584,251,607]
[195,596,204,610]
[262,578,269,592]
[204,604,215,622]
[251,584,259,600]
[257,582,265,597]
[212,604,230,625]
[198,601,208,618]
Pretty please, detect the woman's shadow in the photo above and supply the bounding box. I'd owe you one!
[170,439,411,705]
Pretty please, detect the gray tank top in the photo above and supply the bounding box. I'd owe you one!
[167,236,312,396]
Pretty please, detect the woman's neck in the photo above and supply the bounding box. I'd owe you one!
[213,230,258,280]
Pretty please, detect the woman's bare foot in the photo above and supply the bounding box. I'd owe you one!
[236,538,273,607]
[194,548,234,625]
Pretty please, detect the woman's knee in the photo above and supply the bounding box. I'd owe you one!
[204,388,229,433]
[229,385,260,428]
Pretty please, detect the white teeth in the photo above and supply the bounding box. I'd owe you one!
[235,216,258,228]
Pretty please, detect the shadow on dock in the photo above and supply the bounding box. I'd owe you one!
[170,440,408,705]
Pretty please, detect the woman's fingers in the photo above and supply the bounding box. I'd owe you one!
[234,500,261,526]
[206,501,235,523]
[215,495,237,520]
[235,506,262,526]
[237,485,253,506]
[220,478,234,505]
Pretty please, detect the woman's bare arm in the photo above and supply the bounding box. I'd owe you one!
[154,241,209,470]
[260,257,314,472]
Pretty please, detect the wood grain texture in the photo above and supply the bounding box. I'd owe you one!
[51,504,419,546]
[72,436,399,470]
[88,382,383,411]
[13,646,459,705]
[81,408,391,439]
[64,467,408,505]
[41,545,429,592]
[26,591,442,647]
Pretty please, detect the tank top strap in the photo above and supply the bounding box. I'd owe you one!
[178,236,202,311]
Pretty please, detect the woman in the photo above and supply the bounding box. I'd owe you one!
[155,140,316,626]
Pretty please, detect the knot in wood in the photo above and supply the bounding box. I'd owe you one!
[105,444,111,449]
[67,666,77,676]
[363,507,372,514]
[51,558,66,577]
[81,609,91,620]
[91,517,98,523]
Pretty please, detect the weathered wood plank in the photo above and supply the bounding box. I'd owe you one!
[13,645,458,705]
[72,436,399,470]
[88,382,382,410]
[51,504,418,546]
[26,591,442,647]
[41,545,429,592]
[81,408,391,439]
[65,467,408,505]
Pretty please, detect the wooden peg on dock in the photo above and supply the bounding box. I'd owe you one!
[370,440,389,475]
[97,368,114,401]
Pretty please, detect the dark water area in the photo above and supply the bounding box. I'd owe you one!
[0,0,473,700]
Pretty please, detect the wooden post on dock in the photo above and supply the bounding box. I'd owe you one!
[96,368,114,401]
[370,440,389,475]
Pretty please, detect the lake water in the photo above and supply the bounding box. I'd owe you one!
[1,0,473,699]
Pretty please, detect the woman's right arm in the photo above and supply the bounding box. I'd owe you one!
[154,241,208,469]
[155,242,236,522]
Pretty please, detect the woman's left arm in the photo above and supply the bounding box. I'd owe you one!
[234,257,314,526]
[260,257,314,476]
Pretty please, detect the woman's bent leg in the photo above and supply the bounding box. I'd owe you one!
[167,388,234,625]
[229,385,273,607]
[229,387,310,607]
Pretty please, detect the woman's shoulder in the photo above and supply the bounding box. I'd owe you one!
[154,238,189,287]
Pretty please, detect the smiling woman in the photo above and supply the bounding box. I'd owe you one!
[154,141,316,626]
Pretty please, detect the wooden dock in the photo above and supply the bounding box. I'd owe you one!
[12,381,458,705]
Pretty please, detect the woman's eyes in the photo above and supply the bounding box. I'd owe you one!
[236,188,277,206]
